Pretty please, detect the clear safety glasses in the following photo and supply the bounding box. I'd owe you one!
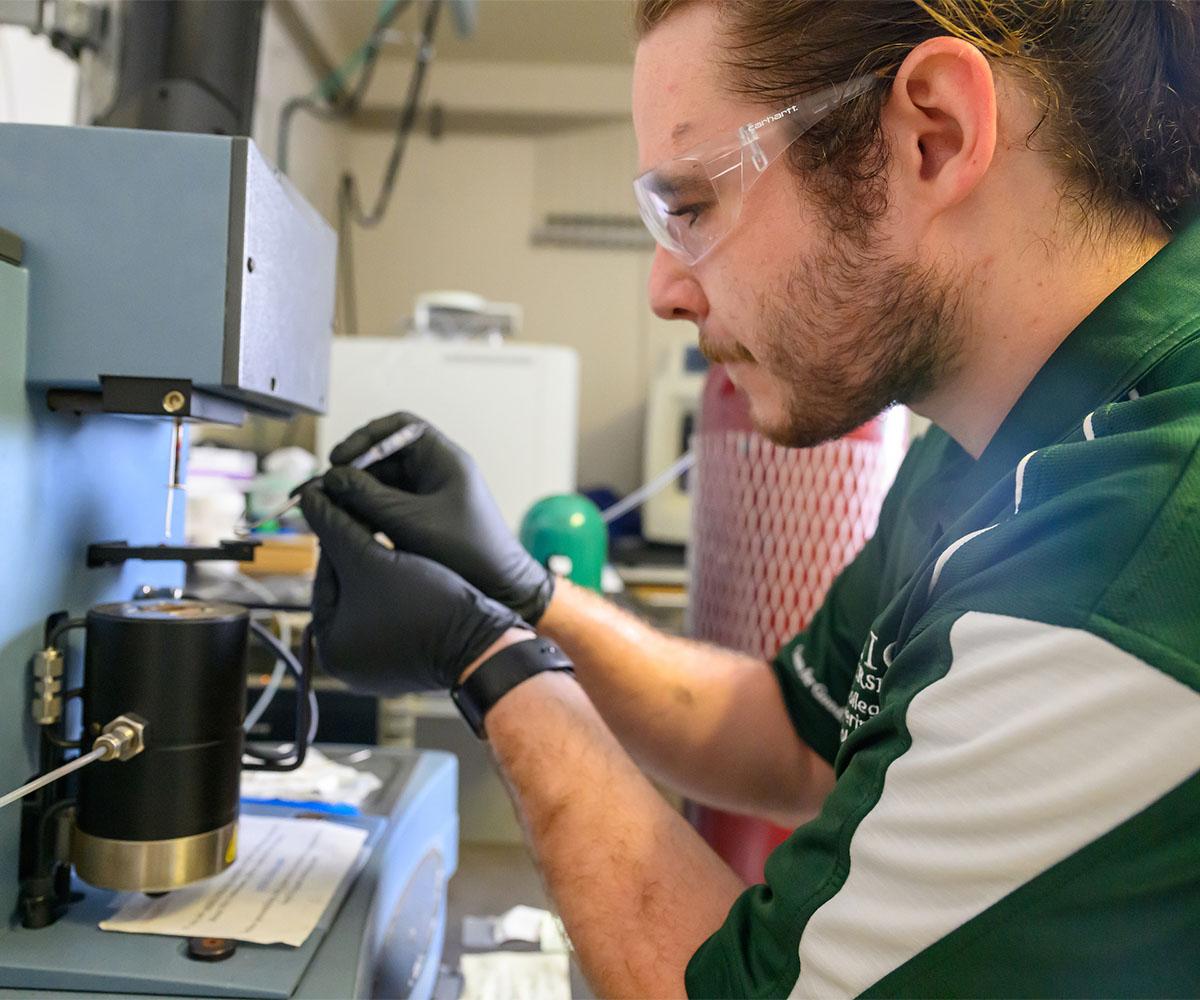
[633,75,879,266]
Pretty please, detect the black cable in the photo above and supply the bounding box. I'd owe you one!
[47,618,85,651]
[179,596,317,759]
[243,742,297,763]
[241,626,314,770]
[341,0,441,229]
[337,0,443,333]
[243,619,315,767]
[38,797,76,848]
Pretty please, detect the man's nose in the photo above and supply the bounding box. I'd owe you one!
[647,246,708,324]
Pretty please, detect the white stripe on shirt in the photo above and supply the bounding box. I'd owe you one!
[792,613,1200,998]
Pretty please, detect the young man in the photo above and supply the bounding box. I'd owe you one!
[300,1,1200,995]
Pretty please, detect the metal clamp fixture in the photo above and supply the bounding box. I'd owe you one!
[93,714,147,762]
[31,647,64,726]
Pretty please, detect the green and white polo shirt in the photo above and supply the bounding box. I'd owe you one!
[686,219,1200,998]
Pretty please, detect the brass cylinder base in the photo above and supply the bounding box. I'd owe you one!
[71,819,238,893]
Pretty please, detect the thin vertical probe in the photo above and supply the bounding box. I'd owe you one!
[237,422,426,535]
[164,416,185,540]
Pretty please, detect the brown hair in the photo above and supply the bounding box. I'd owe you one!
[636,0,1200,239]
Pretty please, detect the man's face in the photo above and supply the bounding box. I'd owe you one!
[633,3,964,447]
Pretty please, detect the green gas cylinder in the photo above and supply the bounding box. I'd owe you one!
[519,494,607,593]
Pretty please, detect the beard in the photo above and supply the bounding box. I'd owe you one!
[700,218,966,449]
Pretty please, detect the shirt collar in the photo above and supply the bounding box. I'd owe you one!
[937,218,1200,524]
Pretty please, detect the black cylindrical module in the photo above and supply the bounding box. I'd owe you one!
[72,599,248,892]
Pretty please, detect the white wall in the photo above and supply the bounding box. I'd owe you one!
[0,27,77,124]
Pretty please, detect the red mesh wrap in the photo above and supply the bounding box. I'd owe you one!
[686,366,906,881]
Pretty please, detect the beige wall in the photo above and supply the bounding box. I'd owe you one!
[346,126,674,493]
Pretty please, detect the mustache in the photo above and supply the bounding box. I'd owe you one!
[698,332,755,365]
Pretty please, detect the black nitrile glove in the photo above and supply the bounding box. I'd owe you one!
[323,412,555,625]
[300,484,525,696]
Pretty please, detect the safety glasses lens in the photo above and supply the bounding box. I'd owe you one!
[634,158,732,265]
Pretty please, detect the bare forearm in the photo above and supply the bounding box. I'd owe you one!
[485,669,746,998]
[537,579,833,824]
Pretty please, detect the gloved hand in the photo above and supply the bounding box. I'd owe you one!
[300,483,525,696]
[322,412,555,625]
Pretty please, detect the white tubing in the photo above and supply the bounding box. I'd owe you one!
[0,746,106,809]
[602,451,696,525]
[243,644,288,733]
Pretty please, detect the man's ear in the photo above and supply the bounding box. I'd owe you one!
[881,36,998,217]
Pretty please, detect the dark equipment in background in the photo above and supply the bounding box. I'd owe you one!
[2,0,265,136]
[78,0,264,135]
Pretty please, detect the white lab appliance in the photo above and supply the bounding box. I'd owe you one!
[641,335,709,544]
[319,337,580,530]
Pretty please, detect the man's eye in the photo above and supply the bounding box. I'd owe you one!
[666,203,706,227]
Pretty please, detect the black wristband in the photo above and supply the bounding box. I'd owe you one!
[451,637,574,738]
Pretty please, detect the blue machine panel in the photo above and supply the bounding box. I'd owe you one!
[3,126,231,392]
[0,124,335,418]
[0,258,184,921]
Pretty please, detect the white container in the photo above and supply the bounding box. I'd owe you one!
[319,337,579,531]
